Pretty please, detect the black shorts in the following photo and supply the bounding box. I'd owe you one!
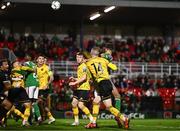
[73,90,89,102]
[0,93,6,104]
[8,88,30,104]
[96,80,113,100]
[39,89,50,99]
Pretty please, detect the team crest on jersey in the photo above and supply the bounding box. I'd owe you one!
[83,67,87,72]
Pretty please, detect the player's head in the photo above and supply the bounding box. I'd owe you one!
[82,51,92,59]
[0,59,9,71]
[12,60,21,68]
[37,55,45,66]
[25,53,33,61]
[100,47,113,62]
[104,47,112,55]
[76,51,85,64]
[90,47,100,57]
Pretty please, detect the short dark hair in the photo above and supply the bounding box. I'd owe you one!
[36,55,44,60]
[0,59,8,66]
[76,51,84,56]
[25,53,34,60]
[11,60,18,67]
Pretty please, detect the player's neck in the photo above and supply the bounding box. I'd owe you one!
[37,63,43,67]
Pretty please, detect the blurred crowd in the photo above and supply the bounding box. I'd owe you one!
[85,36,180,63]
[0,33,180,63]
[0,33,79,61]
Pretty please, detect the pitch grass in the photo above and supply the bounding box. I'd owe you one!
[1,119,180,131]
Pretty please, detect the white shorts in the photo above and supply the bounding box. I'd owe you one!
[26,86,39,99]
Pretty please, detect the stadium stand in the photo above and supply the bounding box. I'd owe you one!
[0,33,179,63]
[0,33,179,112]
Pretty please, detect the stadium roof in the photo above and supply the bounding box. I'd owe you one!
[4,0,180,8]
[0,0,180,25]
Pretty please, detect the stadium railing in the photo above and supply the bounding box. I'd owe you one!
[49,61,180,79]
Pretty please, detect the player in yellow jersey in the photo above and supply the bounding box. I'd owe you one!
[85,47,129,129]
[0,59,25,127]
[43,57,54,109]
[9,60,33,126]
[36,56,55,124]
[69,52,93,126]
[84,48,122,124]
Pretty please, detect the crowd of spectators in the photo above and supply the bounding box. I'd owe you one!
[0,33,79,61]
[0,32,180,63]
[85,36,180,63]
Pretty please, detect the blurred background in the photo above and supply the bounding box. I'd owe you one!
[0,0,179,119]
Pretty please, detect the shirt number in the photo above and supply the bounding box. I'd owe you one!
[91,63,103,75]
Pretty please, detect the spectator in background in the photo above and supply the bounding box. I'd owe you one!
[7,33,15,42]
[51,34,60,44]
[145,88,159,97]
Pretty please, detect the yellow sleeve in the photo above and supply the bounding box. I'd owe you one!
[102,57,117,71]
[108,63,117,71]
[21,66,34,72]
[48,70,53,76]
